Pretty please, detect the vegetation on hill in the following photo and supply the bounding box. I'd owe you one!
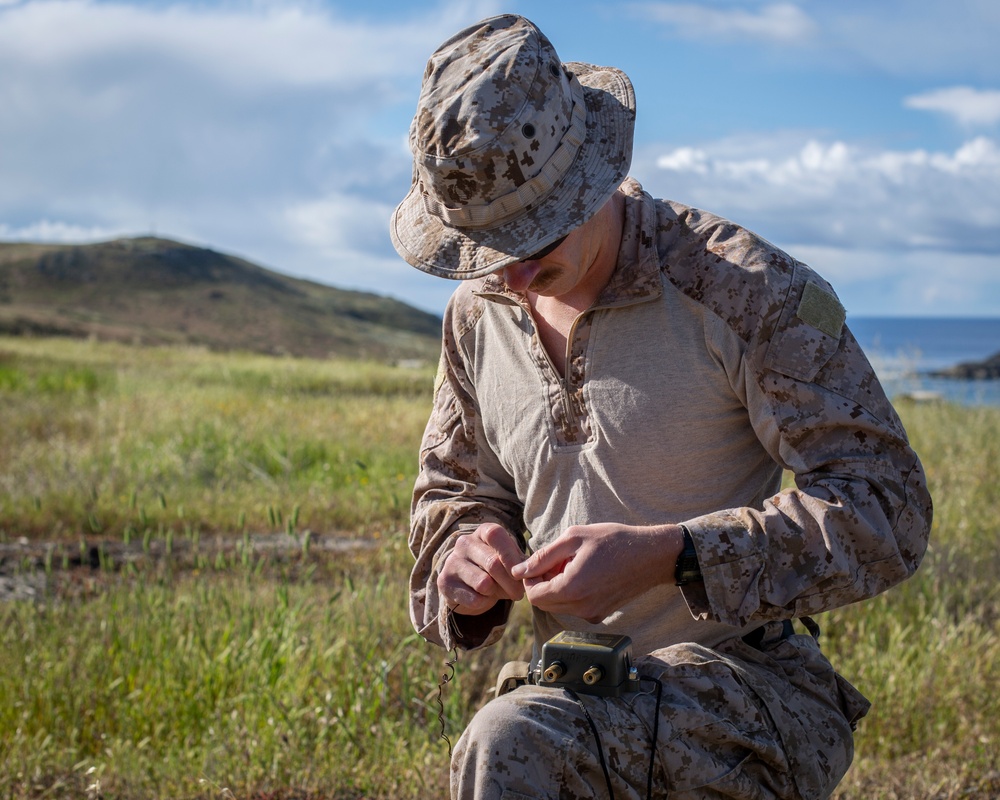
[0,237,441,361]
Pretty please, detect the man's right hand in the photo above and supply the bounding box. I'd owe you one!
[437,523,527,616]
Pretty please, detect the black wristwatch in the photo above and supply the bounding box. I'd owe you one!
[674,526,702,586]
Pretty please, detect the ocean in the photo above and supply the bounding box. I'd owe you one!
[847,317,1000,407]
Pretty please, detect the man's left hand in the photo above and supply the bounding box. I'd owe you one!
[511,523,686,623]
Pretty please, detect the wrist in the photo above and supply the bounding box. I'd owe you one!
[631,523,688,590]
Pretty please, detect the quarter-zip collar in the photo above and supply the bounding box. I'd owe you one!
[466,181,668,449]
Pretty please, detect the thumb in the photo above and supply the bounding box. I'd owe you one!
[511,540,571,580]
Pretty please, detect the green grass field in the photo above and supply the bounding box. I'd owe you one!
[1,337,997,798]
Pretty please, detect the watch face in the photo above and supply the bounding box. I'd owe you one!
[675,552,700,585]
[676,560,700,585]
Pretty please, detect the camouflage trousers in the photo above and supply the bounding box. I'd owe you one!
[451,621,870,800]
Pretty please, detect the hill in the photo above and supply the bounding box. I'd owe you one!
[0,237,441,361]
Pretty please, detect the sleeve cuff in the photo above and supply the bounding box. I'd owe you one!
[442,601,511,651]
[428,527,513,651]
[679,510,765,628]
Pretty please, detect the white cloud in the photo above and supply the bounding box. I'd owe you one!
[628,1,1000,80]
[0,0,501,314]
[284,194,395,258]
[628,1,816,43]
[656,147,710,174]
[0,1,462,88]
[277,192,455,312]
[639,132,1000,314]
[647,135,1000,250]
[650,138,1000,316]
[791,245,1000,317]
[0,220,119,243]
[1,0,997,319]
[905,87,1000,127]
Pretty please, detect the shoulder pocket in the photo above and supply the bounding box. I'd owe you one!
[763,279,845,383]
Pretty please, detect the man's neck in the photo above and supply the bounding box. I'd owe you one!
[529,192,625,315]
[527,193,625,373]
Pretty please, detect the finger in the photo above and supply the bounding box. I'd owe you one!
[524,577,606,623]
[445,535,523,603]
[479,524,527,567]
[438,560,499,614]
[511,538,573,580]
[523,576,575,617]
[477,545,525,601]
[479,526,528,595]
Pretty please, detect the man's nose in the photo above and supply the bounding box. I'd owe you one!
[501,260,542,293]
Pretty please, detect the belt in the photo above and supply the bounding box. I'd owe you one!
[742,619,795,650]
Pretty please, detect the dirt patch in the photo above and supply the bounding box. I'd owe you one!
[0,531,378,602]
[0,571,47,601]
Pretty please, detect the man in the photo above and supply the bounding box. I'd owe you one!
[390,14,931,800]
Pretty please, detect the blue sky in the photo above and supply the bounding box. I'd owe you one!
[1,0,998,318]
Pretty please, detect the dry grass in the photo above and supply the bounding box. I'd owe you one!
[0,338,996,798]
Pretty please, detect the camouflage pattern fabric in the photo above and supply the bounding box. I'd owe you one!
[398,14,932,800]
[453,623,869,799]
[406,149,931,800]
[390,14,635,279]
[409,179,931,656]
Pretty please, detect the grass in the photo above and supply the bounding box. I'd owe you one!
[1,554,460,798]
[823,399,1000,799]
[0,337,431,542]
[0,336,997,798]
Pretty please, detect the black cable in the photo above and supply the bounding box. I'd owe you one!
[567,677,664,800]
[566,688,617,800]
[640,676,664,799]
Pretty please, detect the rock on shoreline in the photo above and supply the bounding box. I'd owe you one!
[929,351,1000,380]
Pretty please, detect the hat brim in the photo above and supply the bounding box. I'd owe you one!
[390,62,636,280]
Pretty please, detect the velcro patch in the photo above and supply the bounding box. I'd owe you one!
[797,281,845,339]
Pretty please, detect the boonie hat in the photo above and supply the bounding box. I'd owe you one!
[390,15,636,280]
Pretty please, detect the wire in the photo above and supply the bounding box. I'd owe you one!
[566,688,617,799]
[568,677,664,800]
[435,647,459,759]
[640,676,665,799]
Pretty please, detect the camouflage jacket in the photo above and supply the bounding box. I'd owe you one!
[409,177,932,654]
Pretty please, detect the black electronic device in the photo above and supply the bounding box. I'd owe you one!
[533,631,640,697]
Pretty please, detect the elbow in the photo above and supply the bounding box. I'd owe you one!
[893,454,933,580]
[856,451,933,587]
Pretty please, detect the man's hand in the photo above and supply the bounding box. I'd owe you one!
[437,523,527,616]
[511,523,685,623]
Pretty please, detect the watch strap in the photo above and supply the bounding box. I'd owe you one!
[674,525,702,586]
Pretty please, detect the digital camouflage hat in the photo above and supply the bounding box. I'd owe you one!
[390,15,636,280]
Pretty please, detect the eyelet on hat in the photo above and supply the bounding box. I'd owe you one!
[390,14,636,280]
